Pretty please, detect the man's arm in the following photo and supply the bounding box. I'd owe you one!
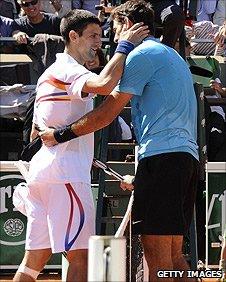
[214,20,226,47]
[82,53,127,95]
[40,91,132,146]
[82,22,149,95]
[11,19,29,44]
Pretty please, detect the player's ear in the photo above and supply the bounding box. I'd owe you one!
[69,30,79,43]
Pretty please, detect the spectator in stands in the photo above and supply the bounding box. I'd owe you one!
[12,0,61,44]
[196,0,218,22]
[73,0,100,15]
[213,0,225,27]
[0,15,17,84]
[39,0,72,18]
[146,0,185,47]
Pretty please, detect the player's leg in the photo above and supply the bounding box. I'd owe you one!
[171,153,198,282]
[141,235,174,281]
[13,181,52,281]
[171,235,197,282]
[66,249,88,281]
[132,154,178,281]
[13,249,52,282]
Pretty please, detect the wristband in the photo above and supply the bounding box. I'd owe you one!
[53,125,78,143]
[115,40,134,55]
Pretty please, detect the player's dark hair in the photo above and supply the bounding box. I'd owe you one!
[60,9,101,44]
[112,0,155,35]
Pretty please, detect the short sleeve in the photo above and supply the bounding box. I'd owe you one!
[67,65,98,100]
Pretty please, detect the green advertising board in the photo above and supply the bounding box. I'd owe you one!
[0,161,61,270]
[206,162,226,268]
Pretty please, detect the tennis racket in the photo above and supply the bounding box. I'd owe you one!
[92,158,124,181]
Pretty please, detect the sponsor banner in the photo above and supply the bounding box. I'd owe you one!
[0,172,27,267]
[0,163,61,269]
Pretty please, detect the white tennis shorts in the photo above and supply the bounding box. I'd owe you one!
[24,181,95,253]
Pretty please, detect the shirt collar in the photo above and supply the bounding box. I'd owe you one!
[56,53,80,65]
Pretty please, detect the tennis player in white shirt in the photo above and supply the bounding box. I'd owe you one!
[13,9,148,282]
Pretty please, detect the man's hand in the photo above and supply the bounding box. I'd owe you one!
[13,31,29,44]
[210,79,226,97]
[119,21,149,46]
[214,25,226,47]
[39,128,58,147]
[120,175,135,191]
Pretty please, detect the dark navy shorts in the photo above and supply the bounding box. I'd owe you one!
[132,152,199,235]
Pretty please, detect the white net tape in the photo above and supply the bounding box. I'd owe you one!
[115,192,134,238]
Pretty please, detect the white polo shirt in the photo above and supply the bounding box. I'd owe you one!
[28,53,97,184]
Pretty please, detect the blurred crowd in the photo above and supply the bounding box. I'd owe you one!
[0,0,225,55]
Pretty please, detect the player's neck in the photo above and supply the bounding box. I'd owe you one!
[64,46,84,65]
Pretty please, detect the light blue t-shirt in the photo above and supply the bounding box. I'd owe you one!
[115,37,199,161]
